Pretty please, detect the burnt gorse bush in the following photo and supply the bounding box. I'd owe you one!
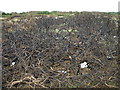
[2,12,119,88]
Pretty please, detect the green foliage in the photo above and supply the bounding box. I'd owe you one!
[37,11,51,14]
[19,12,26,14]
[2,12,12,17]
[107,12,118,16]
[2,12,11,15]
[1,11,118,18]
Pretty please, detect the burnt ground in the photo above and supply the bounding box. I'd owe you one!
[2,12,119,88]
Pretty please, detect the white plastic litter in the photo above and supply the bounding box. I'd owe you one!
[69,56,72,59]
[57,70,67,74]
[56,37,59,39]
[55,17,58,19]
[80,62,88,68]
[113,36,117,38]
[11,62,15,66]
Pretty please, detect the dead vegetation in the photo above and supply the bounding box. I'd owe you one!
[2,12,119,88]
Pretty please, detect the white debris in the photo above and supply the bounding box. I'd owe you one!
[69,56,72,59]
[79,42,82,44]
[11,62,15,66]
[64,37,68,39]
[80,62,88,68]
[13,18,19,22]
[55,17,58,19]
[113,36,117,38]
[58,16,63,18]
[57,70,67,74]
[107,56,113,60]
[35,17,39,19]
[56,37,59,39]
